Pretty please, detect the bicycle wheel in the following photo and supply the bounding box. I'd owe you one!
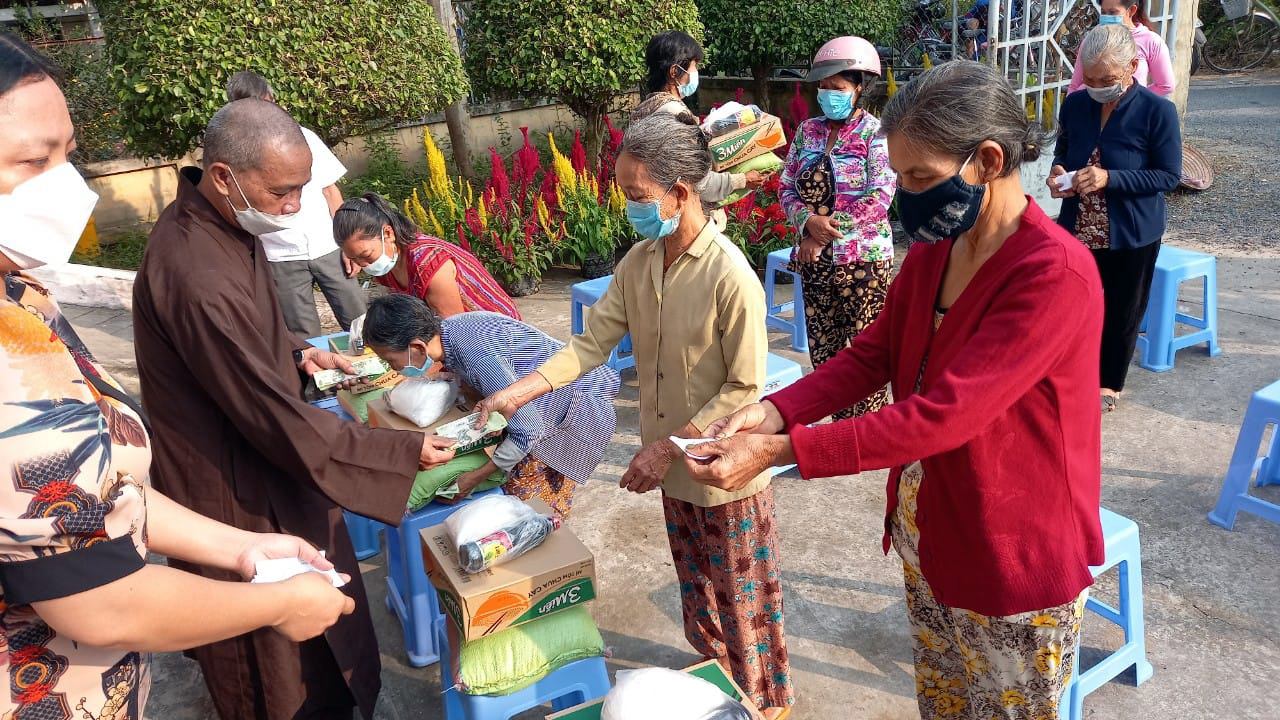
[1203,15,1276,73]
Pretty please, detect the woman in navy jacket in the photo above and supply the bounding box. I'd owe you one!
[1049,23,1181,412]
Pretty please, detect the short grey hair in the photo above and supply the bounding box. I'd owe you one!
[202,98,306,171]
[620,112,712,213]
[1080,24,1138,70]
[881,60,1048,176]
[226,70,274,102]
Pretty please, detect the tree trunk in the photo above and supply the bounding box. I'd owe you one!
[751,64,773,113]
[429,0,476,181]
[582,109,606,174]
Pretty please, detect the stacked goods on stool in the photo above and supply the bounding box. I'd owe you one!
[425,499,605,698]
[372,379,509,508]
[701,101,787,173]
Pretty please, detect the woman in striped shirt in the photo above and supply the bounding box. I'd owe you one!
[362,293,619,517]
[334,193,521,319]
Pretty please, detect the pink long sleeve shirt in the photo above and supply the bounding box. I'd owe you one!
[1068,24,1175,97]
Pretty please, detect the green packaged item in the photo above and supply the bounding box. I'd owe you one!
[718,152,784,206]
[454,606,604,696]
[408,450,505,511]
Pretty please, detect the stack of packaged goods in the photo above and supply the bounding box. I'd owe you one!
[424,498,605,697]
[700,102,787,199]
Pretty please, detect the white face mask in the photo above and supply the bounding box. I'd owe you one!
[225,167,301,235]
[363,232,398,276]
[0,162,99,270]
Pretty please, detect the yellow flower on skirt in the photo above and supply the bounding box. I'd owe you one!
[1035,642,1063,676]
[964,609,990,627]
[1030,613,1060,628]
[933,692,968,717]
[917,627,950,654]
[916,664,952,698]
[958,642,990,676]
[1001,689,1028,707]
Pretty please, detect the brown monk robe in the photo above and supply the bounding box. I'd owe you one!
[133,154,425,717]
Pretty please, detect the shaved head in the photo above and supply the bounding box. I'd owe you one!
[202,98,306,172]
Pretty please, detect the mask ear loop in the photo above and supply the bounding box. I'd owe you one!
[224,167,256,212]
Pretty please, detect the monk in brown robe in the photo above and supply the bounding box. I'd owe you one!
[132,99,457,719]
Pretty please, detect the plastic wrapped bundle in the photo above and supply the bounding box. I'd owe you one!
[601,668,754,720]
[385,375,459,427]
[444,495,560,573]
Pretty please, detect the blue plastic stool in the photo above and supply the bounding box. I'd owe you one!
[435,617,611,719]
[1208,380,1280,529]
[763,248,808,353]
[1062,507,1153,720]
[764,353,804,476]
[570,275,635,373]
[385,487,505,667]
[1136,246,1221,372]
[343,511,385,561]
[305,331,348,352]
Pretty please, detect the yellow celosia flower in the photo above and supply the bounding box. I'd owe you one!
[477,194,488,229]
[405,189,429,229]
[535,196,553,236]
[608,182,626,214]
[423,130,450,200]
[549,132,577,193]
[428,209,444,238]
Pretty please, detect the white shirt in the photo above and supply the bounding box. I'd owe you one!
[258,126,347,262]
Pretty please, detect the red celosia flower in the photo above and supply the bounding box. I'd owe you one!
[456,223,472,252]
[570,130,587,174]
[734,87,745,104]
[789,83,810,126]
[487,147,511,204]
[464,207,483,236]
[772,223,788,237]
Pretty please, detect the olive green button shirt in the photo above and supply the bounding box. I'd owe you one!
[537,221,771,507]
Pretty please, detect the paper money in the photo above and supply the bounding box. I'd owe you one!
[434,412,507,454]
[313,356,393,391]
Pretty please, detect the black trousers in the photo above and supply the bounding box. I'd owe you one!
[1093,240,1161,392]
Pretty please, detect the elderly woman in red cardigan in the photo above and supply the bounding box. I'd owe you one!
[687,61,1105,720]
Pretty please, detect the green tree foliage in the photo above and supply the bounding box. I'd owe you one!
[97,0,470,158]
[697,0,904,110]
[463,0,703,166]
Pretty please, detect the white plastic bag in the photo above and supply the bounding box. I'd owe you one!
[347,314,367,355]
[699,101,746,134]
[386,375,459,427]
[444,495,559,573]
[601,668,754,720]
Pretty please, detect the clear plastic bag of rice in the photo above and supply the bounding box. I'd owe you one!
[385,374,459,427]
[601,668,755,720]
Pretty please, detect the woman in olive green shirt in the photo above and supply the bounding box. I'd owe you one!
[475,113,794,718]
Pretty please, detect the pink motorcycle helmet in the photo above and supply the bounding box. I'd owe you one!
[806,36,882,82]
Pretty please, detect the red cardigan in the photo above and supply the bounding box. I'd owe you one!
[769,199,1105,615]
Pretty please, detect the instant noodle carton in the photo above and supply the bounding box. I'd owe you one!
[423,499,597,641]
[708,112,786,171]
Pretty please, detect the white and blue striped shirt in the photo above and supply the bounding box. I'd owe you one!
[440,312,620,484]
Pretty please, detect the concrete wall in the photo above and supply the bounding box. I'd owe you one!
[84,99,586,235]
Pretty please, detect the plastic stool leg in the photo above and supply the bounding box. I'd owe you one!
[571,300,585,335]
[791,272,809,353]
[1258,427,1280,487]
[763,262,779,314]
[1140,271,1175,372]
[1117,555,1154,685]
[1204,266,1222,357]
[1209,403,1276,529]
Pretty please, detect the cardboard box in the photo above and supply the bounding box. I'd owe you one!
[423,499,597,642]
[709,113,786,171]
[544,659,762,719]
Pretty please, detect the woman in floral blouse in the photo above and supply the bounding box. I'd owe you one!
[0,33,352,719]
[780,36,897,418]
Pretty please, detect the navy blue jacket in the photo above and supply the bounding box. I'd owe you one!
[1053,84,1181,250]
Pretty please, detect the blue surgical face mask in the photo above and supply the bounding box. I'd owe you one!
[895,153,986,245]
[677,66,699,98]
[817,89,856,121]
[626,178,682,239]
[399,344,434,378]
[1098,13,1124,25]
[363,232,398,277]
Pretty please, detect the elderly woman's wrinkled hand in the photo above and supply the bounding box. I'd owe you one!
[684,433,795,492]
[620,439,678,494]
[701,401,785,440]
[1046,164,1077,199]
[1072,166,1109,195]
[472,388,521,428]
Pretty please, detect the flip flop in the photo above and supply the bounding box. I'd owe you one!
[760,708,792,720]
[1101,395,1118,413]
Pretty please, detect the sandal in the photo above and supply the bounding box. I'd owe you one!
[760,708,792,720]
[1101,395,1118,413]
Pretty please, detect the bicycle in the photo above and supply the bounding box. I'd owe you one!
[1202,0,1280,73]
[895,0,957,67]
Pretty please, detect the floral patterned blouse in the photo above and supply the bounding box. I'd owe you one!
[0,273,152,719]
[1073,148,1111,250]
[779,111,897,265]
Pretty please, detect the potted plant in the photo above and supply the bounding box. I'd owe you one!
[548,133,629,279]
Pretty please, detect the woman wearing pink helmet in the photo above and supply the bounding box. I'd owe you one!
[778,36,897,419]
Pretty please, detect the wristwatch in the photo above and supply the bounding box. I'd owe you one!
[292,348,307,367]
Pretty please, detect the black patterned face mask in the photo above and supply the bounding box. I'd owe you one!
[895,153,986,244]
